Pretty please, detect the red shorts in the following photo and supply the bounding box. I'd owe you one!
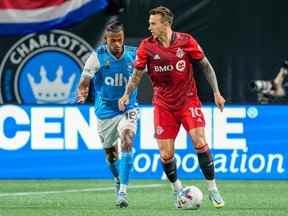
[154,98,205,139]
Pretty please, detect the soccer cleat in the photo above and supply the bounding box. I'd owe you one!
[174,189,186,209]
[116,192,128,208]
[209,190,225,208]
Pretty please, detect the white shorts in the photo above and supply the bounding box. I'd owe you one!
[96,108,139,149]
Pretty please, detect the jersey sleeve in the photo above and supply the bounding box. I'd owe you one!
[134,40,148,70]
[81,52,100,79]
[187,35,205,61]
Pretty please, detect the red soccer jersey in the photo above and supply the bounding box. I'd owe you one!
[135,32,204,110]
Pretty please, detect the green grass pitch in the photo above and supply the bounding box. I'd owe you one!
[0,180,287,216]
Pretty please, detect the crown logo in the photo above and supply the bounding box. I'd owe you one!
[27,66,76,104]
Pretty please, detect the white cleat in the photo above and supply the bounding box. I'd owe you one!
[209,190,225,208]
[174,189,186,209]
[116,192,128,208]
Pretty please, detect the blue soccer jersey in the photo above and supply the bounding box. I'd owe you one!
[83,44,138,119]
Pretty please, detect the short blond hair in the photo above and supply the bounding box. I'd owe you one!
[149,6,174,26]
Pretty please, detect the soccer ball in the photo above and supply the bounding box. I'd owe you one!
[180,186,203,210]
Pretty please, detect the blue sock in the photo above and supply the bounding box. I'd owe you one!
[106,159,119,180]
[119,151,133,185]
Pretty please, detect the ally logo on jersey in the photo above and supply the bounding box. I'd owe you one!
[96,45,135,90]
[104,73,128,87]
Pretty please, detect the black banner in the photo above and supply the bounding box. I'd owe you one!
[1,0,288,104]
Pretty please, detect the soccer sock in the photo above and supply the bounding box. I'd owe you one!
[171,179,183,192]
[196,144,215,180]
[120,184,127,193]
[161,158,182,191]
[119,151,133,193]
[106,158,119,180]
[207,179,218,191]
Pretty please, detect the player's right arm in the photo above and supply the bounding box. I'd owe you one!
[77,52,100,103]
[118,68,144,110]
[118,41,147,111]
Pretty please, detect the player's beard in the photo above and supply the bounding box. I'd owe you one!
[111,46,123,58]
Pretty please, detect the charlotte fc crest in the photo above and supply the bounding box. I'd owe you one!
[0,30,94,104]
[104,59,110,69]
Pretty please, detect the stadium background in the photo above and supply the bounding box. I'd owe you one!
[0,1,287,215]
[1,0,288,104]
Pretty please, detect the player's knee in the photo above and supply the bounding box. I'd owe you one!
[191,134,206,148]
[194,141,207,149]
[105,147,118,163]
[195,143,209,154]
[121,143,132,152]
[121,129,134,152]
[160,153,174,164]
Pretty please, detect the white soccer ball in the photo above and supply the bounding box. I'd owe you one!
[180,185,203,210]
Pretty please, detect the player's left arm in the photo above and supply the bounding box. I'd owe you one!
[197,57,226,111]
[187,34,225,111]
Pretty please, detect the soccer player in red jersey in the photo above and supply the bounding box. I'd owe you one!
[118,6,225,208]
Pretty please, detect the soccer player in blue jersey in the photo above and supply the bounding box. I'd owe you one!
[77,21,138,208]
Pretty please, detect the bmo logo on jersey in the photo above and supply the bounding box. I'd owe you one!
[154,60,186,72]
[104,73,128,86]
[154,65,173,72]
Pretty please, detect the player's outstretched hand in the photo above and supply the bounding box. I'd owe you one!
[214,92,225,112]
[118,94,129,111]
